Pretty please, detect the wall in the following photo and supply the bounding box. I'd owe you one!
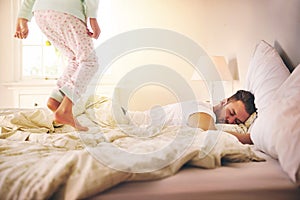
[1,0,299,109]
[0,0,17,107]
[101,0,299,76]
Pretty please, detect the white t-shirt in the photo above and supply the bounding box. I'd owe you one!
[127,100,216,127]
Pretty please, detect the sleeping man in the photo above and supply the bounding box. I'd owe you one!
[122,90,256,145]
[187,90,256,144]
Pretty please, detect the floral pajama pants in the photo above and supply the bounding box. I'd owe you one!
[34,10,99,103]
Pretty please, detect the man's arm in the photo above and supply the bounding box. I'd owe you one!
[226,131,253,144]
[187,112,216,131]
[187,112,253,144]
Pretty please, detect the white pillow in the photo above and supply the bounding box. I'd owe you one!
[215,124,247,134]
[244,111,257,129]
[245,40,290,113]
[251,64,300,184]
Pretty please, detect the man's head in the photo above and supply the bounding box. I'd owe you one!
[213,90,256,124]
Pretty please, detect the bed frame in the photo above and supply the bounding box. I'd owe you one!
[91,151,300,200]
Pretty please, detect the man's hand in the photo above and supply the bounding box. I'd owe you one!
[14,18,29,39]
[227,132,253,144]
[87,18,101,39]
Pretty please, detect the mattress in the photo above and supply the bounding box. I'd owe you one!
[90,151,300,200]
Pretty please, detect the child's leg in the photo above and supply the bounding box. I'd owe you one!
[50,14,98,131]
[35,10,78,109]
[35,10,99,102]
[47,98,60,112]
[47,88,64,111]
[35,10,98,130]
[57,20,98,103]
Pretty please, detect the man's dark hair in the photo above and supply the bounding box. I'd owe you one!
[227,90,257,115]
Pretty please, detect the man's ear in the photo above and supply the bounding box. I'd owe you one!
[221,98,228,106]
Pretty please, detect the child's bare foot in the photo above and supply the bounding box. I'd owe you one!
[47,98,61,112]
[53,96,88,131]
[54,109,88,131]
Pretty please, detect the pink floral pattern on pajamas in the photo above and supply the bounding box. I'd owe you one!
[34,10,99,102]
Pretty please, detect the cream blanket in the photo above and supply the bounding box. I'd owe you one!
[0,96,264,200]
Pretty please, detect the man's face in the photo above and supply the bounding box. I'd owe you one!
[216,100,250,124]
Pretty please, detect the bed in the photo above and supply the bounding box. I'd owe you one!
[90,40,300,200]
[0,41,299,200]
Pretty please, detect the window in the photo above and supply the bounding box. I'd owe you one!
[21,18,65,79]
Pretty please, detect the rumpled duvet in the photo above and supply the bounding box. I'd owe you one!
[0,96,264,200]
